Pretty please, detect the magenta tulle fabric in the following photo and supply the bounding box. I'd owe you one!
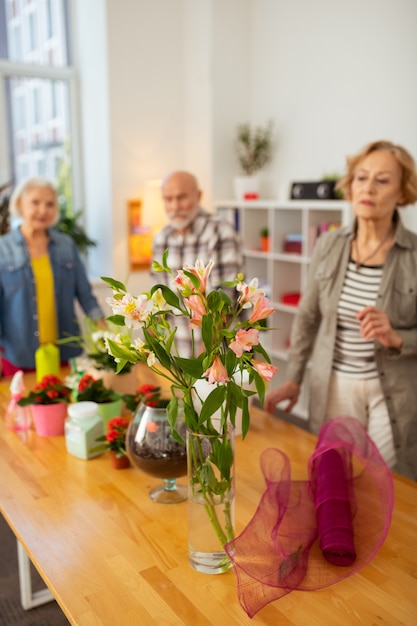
[224,416,394,618]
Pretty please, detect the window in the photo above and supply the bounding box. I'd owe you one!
[0,0,77,217]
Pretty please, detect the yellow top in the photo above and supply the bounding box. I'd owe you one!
[31,255,58,344]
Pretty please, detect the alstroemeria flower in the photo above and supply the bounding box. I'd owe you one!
[151,288,170,312]
[106,293,154,329]
[174,259,214,294]
[147,351,156,367]
[229,328,259,357]
[202,356,230,384]
[251,359,278,382]
[237,278,265,309]
[248,296,275,323]
[185,295,207,329]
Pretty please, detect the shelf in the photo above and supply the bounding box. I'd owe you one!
[215,198,351,419]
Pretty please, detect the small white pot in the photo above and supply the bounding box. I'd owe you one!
[233,175,260,200]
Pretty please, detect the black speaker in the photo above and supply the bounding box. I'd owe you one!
[290,181,336,200]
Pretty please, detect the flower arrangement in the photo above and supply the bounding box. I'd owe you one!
[101,251,277,554]
[75,374,121,404]
[123,383,161,413]
[17,374,72,406]
[92,416,130,458]
[58,317,133,373]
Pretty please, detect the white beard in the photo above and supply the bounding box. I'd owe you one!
[167,207,199,232]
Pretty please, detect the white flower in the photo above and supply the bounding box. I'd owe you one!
[147,351,156,367]
[106,293,154,329]
[151,288,171,312]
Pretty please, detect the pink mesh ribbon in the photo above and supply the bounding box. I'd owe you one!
[225,416,394,618]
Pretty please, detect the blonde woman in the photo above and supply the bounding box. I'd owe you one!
[0,177,104,377]
[265,140,417,480]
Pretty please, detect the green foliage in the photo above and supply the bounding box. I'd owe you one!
[56,209,96,254]
[236,121,274,175]
[56,140,96,253]
[0,182,11,235]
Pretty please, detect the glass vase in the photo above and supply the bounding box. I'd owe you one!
[125,399,187,503]
[186,424,235,574]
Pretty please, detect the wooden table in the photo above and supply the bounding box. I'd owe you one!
[1,371,417,625]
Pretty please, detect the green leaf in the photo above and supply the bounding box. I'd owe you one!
[253,342,272,364]
[252,369,266,406]
[225,350,237,377]
[201,314,213,352]
[106,314,126,326]
[174,356,204,378]
[143,328,172,370]
[150,284,181,309]
[106,339,136,361]
[182,269,201,290]
[199,386,226,423]
[162,249,170,268]
[100,276,127,292]
[240,396,250,439]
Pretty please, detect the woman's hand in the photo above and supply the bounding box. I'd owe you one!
[355,305,403,350]
[264,381,300,414]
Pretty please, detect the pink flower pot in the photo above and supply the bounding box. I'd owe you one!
[31,403,69,437]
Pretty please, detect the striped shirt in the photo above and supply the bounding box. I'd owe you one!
[151,208,244,357]
[332,260,383,378]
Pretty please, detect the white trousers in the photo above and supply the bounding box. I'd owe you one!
[325,372,397,469]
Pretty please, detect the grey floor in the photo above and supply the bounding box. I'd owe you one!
[0,513,70,626]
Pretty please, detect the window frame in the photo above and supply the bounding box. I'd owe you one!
[0,1,83,219]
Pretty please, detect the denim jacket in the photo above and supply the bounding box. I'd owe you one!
[0,227,103,368]
[286,212,417,480]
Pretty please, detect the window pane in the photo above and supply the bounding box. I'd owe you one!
[0,0,70,66]
[6,76,72,196]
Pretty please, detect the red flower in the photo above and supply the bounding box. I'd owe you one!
[78,374,95,392]
[18,374,72,406]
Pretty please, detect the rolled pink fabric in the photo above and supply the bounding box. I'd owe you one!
[313,448,356,566]
[225,416,394,618]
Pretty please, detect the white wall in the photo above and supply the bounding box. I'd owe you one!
[75,0,417,292]
[248,0,417,229]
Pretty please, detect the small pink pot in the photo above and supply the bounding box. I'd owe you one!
[31,403,69,437]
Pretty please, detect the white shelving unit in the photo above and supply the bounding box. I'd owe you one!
[215,199,351,419]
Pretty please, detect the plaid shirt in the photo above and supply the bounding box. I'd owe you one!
[151,208,244,357]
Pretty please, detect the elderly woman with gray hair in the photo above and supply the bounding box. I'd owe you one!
[0,177,104,377]
[265,140,417,480]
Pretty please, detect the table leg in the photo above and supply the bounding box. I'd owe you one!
[17,540,54,610]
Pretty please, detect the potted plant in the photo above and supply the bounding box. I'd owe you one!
[260,227,269,252]
[75,374,123,427]
[91,417,131,469]
[60,318,137,397]
[123,383,161,414]
[18,374,72,436]
[234,121,274,200]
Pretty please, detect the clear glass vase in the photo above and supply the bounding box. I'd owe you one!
[186,424,235,574]
[125,399,187,503]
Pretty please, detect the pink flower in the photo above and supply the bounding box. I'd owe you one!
[229,328,259,358]
[237,277,265,309]
[202,356,230,384]
[185,295,207,329]
[251,359,278,382]
[174,259,214,294]
[249,296,275,323]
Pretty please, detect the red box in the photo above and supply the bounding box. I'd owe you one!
[281,293,300,306]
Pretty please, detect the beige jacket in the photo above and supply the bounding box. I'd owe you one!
[286,212,417,480]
